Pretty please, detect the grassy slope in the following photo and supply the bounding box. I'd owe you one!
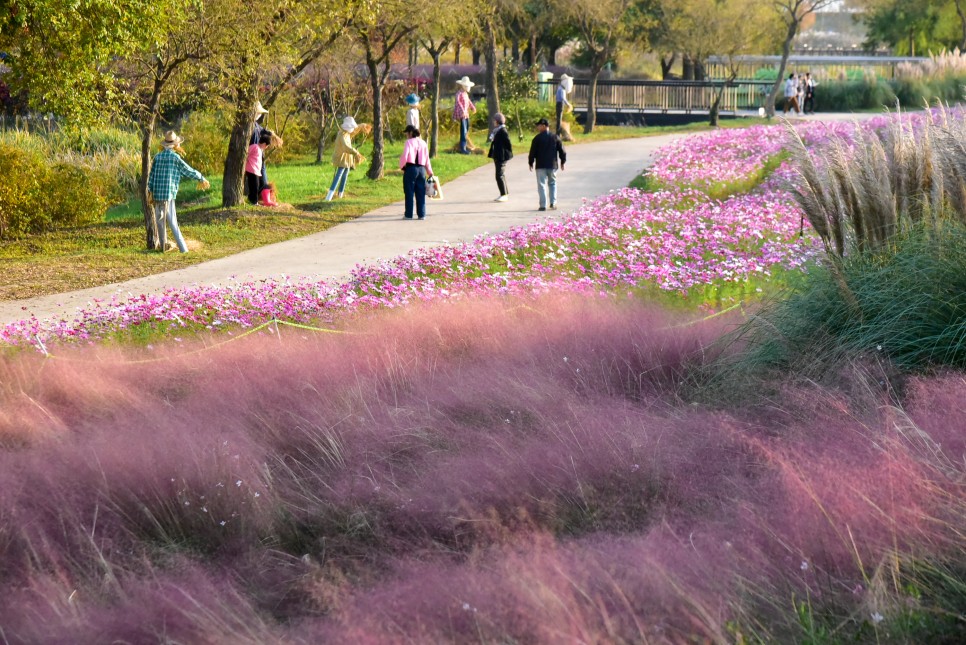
[0,119,770,300]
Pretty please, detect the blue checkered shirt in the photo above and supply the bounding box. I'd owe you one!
[147,148,205,201]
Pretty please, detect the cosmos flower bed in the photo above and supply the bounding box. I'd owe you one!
[5,109,960,348]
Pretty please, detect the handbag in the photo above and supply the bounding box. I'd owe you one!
[426,175,444,200]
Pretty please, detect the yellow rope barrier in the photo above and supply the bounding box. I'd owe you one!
[39,318,365,365]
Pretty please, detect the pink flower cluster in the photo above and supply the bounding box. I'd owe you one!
[1,187,817,347]
[9,109,960,348]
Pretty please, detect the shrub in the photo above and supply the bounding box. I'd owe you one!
[178,111,231,176]
[46,163,112,229]
[813,77,897,111]
[0,144,115,239]
[0,145,46,238]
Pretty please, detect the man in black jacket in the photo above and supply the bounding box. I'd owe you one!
[487,112,513,202]
[528,118,566,211]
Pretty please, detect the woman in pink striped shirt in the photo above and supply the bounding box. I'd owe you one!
[399,125,434,220]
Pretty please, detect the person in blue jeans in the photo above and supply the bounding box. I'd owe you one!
[527,118,566,211]
[399,125,434,219]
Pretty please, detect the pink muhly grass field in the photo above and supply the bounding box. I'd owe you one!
[0,295,962,643]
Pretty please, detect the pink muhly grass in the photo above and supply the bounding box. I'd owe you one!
[0,294,962,641]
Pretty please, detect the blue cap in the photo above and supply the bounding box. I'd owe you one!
[405,93,420,106]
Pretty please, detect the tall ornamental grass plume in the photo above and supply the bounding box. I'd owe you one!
[786,105,966,260]
[0,294,963,642]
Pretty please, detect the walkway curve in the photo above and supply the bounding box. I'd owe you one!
[0,135,679,326]
[0,113,873,327]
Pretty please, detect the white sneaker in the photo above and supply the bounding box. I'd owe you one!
[494,195,508,202]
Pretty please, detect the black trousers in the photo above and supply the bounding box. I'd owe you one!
[555,101,564,134]
[245,172,263,204]
[803,95,815,114]
[495,161,508,196]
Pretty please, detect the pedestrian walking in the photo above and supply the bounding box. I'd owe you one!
[146,130,210,253]
[527,117,566,211]
[399,125,434,220]
[803,72,817,114]
[487,112,513,202]
[326,116,367,201]
[783,73,800,115]
[453,76,477,154]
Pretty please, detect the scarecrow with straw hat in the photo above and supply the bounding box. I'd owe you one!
[146,130,210,253]
[325,115,370,201]
[452,75,477,154]
[405,93,421,130]
[555,73,574,140]
[250,101,273,190]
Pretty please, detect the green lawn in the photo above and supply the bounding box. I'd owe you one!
[0,121,770,300]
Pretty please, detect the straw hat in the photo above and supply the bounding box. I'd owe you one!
[455,76,475,89]
[161,130,183,147]
[405,93,420,106]
[254,101,269,115]
[341,116,358,132]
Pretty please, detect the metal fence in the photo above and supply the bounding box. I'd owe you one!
[540,79,772,115]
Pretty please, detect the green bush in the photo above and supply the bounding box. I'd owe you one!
[0,145,46,239]
[892,75,965,106]
[733,223,966,376]
[0,143,113,239]
[812,78,897,111]
[46,163,112,229]
[179,110,231,177]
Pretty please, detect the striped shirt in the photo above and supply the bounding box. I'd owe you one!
[453,90,474,121]
[147,148,205,201]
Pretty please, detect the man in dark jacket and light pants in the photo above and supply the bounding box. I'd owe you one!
[528,118,566,211]
[487,112,513,202]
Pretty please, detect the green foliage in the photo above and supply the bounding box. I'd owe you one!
[730,224,966,378]
[0,144,111,239]
[811,78,897,111]
[179,111,232,177]
[892,74,966,106]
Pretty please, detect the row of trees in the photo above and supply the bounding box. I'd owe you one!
[0,0,835,248]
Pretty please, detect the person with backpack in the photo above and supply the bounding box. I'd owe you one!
[487,112,513,202]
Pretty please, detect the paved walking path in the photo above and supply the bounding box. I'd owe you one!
[0,135,677,326]
[0,113,876,326]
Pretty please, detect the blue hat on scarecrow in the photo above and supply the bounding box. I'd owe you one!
[405,93,420,106]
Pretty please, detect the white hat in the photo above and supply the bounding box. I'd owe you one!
[161,130,183,147]
[455,76,475,89]
[341,116,358,131]
[254,101,269,115]
[560,73,574,92]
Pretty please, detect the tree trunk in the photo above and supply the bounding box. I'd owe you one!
[660,53,677,79]
[956,0,966,49]
[483,20,500,119]
[139,86,162,250]
[222,76,258,207]
[766,19,800,118]
[709,78,731,127]
[472,47,481,65]
[527,34,537,67]
[366,53,385,180]
[512,38,520,64]
[454,42,461,64]
[584,64,603,134]
[430,49,442,157]
[682,54,695,81]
